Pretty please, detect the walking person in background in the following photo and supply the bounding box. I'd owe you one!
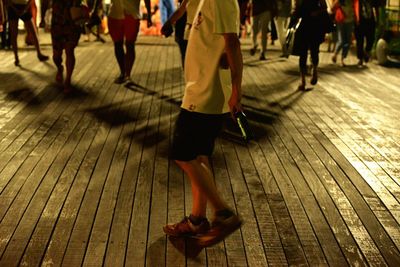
[1,0,11,49]
[51,0,83,93]
[161,0,200,68]
[159,0,175,25]
[292,0,329,90]
[163,0,243,247]
[108,0,152,84]
[7,0,49,66]
[354,0,379,66]
[331,0,355,66]
[39,0,50,28]
[274,0,291,56]
[249,0,277,60]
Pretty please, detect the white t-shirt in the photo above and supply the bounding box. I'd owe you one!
[108,0,141,19]
[184,0,200,39]
[182,0,240,114]
[186,0,200,25]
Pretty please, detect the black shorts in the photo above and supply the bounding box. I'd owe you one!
[8,4,32,22]
[171,109,225,161]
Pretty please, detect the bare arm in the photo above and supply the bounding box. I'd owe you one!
[161,0,188,36]
[144,0,152,27]
[223,33,243,116]
[168,0,188,25]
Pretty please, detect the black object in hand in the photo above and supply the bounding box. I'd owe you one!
[162,22,174,37]
[235,111,252,142]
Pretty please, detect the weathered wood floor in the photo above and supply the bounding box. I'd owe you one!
[0,34,399,267]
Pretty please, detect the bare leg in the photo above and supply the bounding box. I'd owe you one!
[175,158,228,214]
[52,47,63,84]
[64,44,76,93]
[190,155,211,217]
[9,20,19,65]
[24,19,48,60]
[113,41,125,81]
[125,41,135,79]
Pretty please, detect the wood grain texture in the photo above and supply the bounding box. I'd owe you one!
[0,34,399,266]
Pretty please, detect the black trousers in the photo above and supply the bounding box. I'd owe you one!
[354,18,376,60]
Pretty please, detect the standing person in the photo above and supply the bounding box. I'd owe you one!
[275,0,291,56]
[160,0,200,68]
[39,0,50,28]
[354,0,379,66]
[331,0,355,66]
[51,0,83,93]
[108,0,152,84]
[7,0,49,66]
[163,0,243,247]
[159,0,175,25]
[1,0,11,49]
[25,0,37,46]
[249,0,277,60]
[292,0,328,90]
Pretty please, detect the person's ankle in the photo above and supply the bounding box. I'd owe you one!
[189,214,207,225]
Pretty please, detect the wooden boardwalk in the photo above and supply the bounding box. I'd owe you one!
[0,33,399,267]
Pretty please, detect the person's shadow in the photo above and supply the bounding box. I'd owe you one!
[168,235,204,259]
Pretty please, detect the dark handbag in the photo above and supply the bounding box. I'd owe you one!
[285,18,302,56]
[320,9,335,33]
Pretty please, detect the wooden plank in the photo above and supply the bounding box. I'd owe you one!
[102,40,151,267]
[292,99,400,265]
[60,79,130,266]
[39,64,123,267]
[220,140,268,266]
[124,37,162,267]
[0,47,102,264]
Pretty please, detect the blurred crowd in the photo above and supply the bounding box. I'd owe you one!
[0,0,390,92]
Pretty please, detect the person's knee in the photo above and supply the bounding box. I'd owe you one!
[125,41,135,50]
[114,40,124,48]
[65,46,75,57]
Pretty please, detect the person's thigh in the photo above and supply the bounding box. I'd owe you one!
[123,15,140,43]
[171,109,224,161]
[108,17,124,42]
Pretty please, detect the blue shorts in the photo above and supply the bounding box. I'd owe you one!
[170,109,225,161]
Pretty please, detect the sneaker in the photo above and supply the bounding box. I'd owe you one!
[259,53,266,61]
[163,216,210,237]
[196,213,242,247]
